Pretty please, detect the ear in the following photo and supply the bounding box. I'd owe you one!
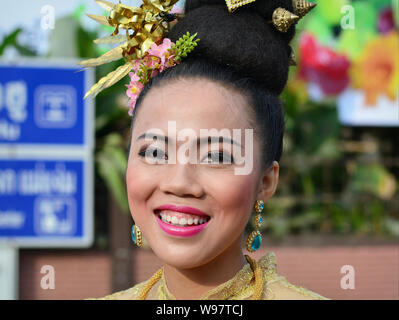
[257,161,279,202]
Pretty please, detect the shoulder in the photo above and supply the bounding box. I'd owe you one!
[263,276,330,300]
[85,280,147,300]
[258,252,330,300]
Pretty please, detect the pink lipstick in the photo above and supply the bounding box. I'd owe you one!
[154,204,210,237]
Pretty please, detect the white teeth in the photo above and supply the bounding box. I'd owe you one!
[157,210,209,226]
[171,216,179,224]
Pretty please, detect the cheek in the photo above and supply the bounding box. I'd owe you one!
[210,172,257,225]
[126,161,157,220]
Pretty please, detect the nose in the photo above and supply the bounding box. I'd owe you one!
[159,163,204,198]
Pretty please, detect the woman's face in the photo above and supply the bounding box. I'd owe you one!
[126,78,265,269]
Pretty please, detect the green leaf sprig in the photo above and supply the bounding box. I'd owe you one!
[170,32,200,61]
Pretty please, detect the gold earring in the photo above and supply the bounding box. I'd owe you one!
[246,200,264,252]
[131,224,142,247]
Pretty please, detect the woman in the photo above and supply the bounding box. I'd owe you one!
[87,0,329,300]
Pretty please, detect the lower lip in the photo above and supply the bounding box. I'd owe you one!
[155,215,209,237]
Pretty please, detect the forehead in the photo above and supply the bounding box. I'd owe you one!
[131,78,253,138]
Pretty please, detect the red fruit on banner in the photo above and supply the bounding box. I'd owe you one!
[298,33,351,95]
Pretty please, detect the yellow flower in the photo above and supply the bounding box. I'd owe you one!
[350,31,399,105]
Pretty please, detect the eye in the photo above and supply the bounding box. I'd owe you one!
[202,151,234,164]
[138,147,168,160]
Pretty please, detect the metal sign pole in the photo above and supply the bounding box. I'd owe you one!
[0,245,18,300]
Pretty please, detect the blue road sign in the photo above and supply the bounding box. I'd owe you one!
[0,59,94,248]
[0,157,93,247]
[0,60,93,148]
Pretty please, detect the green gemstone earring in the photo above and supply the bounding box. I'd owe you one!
[131,224,142,247]
[246,200,264,252]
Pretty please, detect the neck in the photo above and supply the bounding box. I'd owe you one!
[162,237,247,300]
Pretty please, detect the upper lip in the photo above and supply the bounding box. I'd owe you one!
[154,204,210,217]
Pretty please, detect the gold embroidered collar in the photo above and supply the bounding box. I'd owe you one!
[155,252,277,300]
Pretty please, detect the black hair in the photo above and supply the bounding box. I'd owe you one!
[128,0,296,170]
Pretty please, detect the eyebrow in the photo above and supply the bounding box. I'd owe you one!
[136,133,242,148]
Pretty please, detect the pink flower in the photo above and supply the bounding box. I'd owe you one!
[126,72,145,114]
[148,38,176,71]
[148,38,172,58]
[126,81,143,99]
[126,73,144,98]
[128,72,140,82]
[124,38,180,115]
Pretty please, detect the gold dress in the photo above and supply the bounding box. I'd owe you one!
[90,252,329,300]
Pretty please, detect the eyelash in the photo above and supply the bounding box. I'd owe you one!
[138,147,234,164]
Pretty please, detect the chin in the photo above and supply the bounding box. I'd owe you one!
[150,242,214,270]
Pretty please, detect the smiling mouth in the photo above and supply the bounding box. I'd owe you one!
[154,209,211,227]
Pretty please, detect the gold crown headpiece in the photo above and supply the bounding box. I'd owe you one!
[80,0,316,100]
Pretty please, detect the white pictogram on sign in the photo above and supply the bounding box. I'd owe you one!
[34,197,76,235]
[34,85,76,128]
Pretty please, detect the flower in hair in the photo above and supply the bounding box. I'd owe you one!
[79,0,184,99]
[125,33,200,115]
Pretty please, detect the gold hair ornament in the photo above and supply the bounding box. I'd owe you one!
[225,0,256,13]
[271,7,299,33]
[292,0,317,19]
[80,0,183,99]
[226,0,317,33]
[270,0,317,33]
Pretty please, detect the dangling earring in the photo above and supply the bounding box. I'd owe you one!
[131,224,142,247]
[246,200,264,252]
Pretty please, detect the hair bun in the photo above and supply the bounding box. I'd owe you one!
[168,0,298,95]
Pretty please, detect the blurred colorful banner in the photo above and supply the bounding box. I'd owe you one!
[289,0,399,126]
